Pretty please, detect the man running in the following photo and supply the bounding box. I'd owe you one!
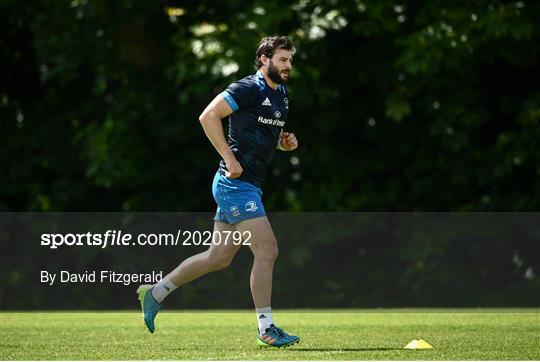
[137,35,300,348]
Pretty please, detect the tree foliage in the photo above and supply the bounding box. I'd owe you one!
[1,1,539,308]
[1,0,539,212]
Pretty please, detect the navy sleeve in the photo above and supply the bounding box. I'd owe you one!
[221,79,259,112]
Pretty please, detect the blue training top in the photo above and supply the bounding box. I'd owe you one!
[219,70,289,187]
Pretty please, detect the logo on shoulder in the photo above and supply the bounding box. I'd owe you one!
[284,98,289,109]
[245,201,258,212]
[230,206,240,217]
[262,97,272,106]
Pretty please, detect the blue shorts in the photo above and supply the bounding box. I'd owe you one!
[212,171,266,224]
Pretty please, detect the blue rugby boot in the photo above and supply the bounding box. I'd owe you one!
[137,284,162,333]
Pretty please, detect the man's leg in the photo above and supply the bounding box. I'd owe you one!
[137,220,241,333]
[235,216,300,347]
[160,221,242,288]
[235,216,278,309]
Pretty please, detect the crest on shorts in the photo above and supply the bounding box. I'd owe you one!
[245,201,258,212]
[230,205,240,217]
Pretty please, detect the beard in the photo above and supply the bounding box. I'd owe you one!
[267,60,289,84]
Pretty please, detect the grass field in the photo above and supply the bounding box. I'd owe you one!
[1,309,539,360]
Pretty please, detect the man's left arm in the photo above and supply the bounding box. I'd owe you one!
[277,130,298,151]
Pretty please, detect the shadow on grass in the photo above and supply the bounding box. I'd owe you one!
[291,347,406,352]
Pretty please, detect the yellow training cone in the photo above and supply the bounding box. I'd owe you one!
[404,339,433,349]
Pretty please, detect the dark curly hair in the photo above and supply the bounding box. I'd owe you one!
[254,36,294,70]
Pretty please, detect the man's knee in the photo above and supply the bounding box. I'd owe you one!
[208,251,235,270]
[253,242,278,264]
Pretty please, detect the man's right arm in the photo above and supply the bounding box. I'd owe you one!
[198,94,243,178]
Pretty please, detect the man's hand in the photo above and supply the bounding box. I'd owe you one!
[279,132,298,151]
[225,156,243,178]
